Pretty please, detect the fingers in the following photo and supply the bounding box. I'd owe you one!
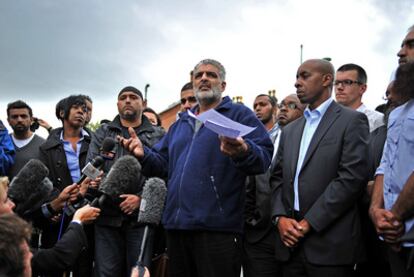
[128,127,138,139]
[219,136,248,157]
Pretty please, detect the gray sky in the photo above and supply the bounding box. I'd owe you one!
[1,0,413,135]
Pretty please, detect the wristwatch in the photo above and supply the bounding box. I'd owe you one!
[272,216,280,226]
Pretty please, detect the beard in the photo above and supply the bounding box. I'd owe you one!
[195,85,222,106]
[12,124,30,135]
[120,109,138,121]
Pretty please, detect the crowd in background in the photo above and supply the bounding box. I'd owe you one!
[0,25,413,277]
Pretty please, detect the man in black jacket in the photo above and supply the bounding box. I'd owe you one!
[87,86,164,277]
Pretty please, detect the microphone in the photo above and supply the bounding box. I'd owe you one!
[137,177,167,225]
[77,156,105,185]
[8,159,53,217]
[100,155,142,198]
[77,137,117,185]
[137,177,167,264]
[91,155,142,208]
[68,137,116,213]
[100,137,117,160]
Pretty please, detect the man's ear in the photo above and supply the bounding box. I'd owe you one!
[221,81,227,91]
[359,84,367,96]
[322,73,334,87]
[59,110,64,119]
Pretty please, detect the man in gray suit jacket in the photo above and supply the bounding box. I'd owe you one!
[271,59,370,277]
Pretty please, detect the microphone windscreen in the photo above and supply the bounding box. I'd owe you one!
[137,177,167,225]
[8,159,53,216]
[99,155,142,197]
[8,159,50,203]
[101,137,117,152]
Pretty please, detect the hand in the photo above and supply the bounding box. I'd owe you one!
[119,194,141,215]
[36,118,52,130]
[130,265,150,277]
[277,216,304,248]
[369,208,404,243]
[73,205,101,224]
[89,171,104,189]
[50,184,80,211]
[298,219,311,235]
[219,136,249,158]
[118,127,144,159]
[79,177,91,196]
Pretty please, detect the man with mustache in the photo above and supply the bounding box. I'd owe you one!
[87,86,165,277]
[6,100,45,180]
[397,25,414,65]
[119,59,273,277]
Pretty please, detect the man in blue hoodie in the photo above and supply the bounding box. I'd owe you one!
[119,59,273,277]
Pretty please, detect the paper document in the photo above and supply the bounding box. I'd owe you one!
[188,109,256,138]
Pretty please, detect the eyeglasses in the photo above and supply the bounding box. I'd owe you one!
[333,79,363,87]
[180,96,197,105]
[278,102,298,109]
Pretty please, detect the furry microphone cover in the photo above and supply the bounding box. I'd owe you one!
[99,155,142,197]
[8,159,53,216]
[138,177,167,225]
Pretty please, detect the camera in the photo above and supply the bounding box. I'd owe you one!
[30,118,40,132]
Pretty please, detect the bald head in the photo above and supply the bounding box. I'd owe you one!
[295,59,335,109]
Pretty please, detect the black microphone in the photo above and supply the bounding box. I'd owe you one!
[91,155,142,208]
[137,177,167,264]
[100,137,117,160]
[8,159,53,217]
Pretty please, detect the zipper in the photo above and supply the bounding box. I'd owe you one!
[175,119,197,223]
[211,175,224,213]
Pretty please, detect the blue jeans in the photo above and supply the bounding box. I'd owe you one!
[94,223,153,277]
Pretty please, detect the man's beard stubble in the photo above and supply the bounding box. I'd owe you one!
[195,86,222,107]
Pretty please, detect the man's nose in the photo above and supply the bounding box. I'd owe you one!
[398,47,405,57]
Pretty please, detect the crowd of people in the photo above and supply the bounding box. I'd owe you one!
[0,25,413,277]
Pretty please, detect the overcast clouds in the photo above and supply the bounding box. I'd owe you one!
[1,0,413,132]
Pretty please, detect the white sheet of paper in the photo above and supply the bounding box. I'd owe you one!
[188,109,256,138]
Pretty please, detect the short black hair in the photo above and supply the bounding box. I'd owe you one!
[337,63,367,84]
[79,94,92,104]
[255,94,278,107]
[56,95,87,122]
[7,100,33,117]
[181,82,193,92]
[143,107,162,126]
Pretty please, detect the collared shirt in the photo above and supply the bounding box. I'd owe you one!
[294,98,334,210]
[268,123,281,161]
[357,103,384,133]
[376,99,414,245]
[60,129,89,183]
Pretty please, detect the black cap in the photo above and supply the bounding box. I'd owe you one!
[118,86,143,99]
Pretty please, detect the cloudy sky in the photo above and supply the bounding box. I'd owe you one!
[1,0,413,135]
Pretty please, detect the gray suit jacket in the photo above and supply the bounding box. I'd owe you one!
[271,101,369,265]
